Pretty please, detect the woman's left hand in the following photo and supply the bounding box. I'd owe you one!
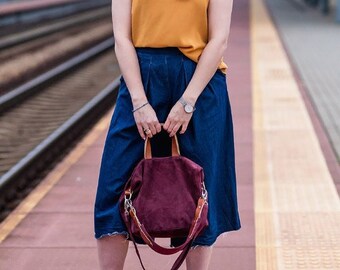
[163,101,194,136]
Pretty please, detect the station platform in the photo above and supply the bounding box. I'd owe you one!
[0,0,339,269]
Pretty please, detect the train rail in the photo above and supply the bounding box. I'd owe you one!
[0,7,113,93]
[0,7,111,50]
[0,38,120,221]
[0,0,111,28]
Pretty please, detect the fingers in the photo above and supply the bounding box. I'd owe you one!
[133,105,162,140]
[164,102,193,137]
[179,122,188,134]
[134,102,193,140]
[167,121,176,134]
[143,119,162,137]
[142,123,153,138]
[155,122,162,133]
[148,120,160,135]
[163,119,170,131]
[164,118,187,137]
[137,123,146,140]
[163,116,177,132]
[169,122,182,137]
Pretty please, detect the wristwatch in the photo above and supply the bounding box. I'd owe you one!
[178,96,196,113]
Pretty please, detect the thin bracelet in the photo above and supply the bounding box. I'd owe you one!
[132,101,149,113]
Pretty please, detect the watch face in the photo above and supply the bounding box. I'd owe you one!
[184,104,193,113]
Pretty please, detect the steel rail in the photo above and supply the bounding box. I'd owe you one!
[0,7,111,50]
[0,37,120,218]
[0,74,120,214]
[0,38,114,114]
[0,0,110,27]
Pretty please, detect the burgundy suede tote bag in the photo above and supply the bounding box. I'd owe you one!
[119,128,209,270]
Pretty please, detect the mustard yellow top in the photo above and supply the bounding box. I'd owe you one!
[131,0,228,74]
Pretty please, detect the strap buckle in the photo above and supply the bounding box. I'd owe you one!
[201,181,208,201]
[124,189,133,215]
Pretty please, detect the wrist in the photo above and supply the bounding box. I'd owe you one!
[181,92,198,106]
[131,95,148,107]
[178,95,197,114]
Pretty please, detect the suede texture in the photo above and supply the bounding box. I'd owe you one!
[119,154,207,239]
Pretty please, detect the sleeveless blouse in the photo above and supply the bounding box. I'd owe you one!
[131,0,228,74]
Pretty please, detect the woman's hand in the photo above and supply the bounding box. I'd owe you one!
[163,101,194,137]
[133,102,162,140]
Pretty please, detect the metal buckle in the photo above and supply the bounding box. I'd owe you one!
[201,181,208,201]
[124,190,133,215]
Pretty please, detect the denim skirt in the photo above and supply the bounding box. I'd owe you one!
[94,47,241,247]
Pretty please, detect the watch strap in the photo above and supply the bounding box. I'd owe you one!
[179,96,196,110]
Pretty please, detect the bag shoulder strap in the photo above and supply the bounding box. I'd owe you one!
[122,197,208,270]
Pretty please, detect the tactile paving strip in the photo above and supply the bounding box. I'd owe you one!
[251,0,340,269]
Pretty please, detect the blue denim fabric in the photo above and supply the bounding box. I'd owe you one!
[94,47,241,247]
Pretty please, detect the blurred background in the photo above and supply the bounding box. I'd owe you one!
[0,0,116,215]
[0,0,339,269]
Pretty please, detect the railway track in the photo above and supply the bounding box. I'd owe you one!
[0,6,111,50]
[0,0,111,30]
[0,6,113,94]
[0,38,121,221]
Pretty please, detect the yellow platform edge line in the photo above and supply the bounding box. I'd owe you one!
[252,0,340,269]
[0,107,114,243]
[251,0,280,269]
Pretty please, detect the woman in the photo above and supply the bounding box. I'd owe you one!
[94,0,241,269]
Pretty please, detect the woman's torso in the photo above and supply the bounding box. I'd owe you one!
[131,0,228,74]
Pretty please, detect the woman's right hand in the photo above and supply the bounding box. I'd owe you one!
[133,102,162,140]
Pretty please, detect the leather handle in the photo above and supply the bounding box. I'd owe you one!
[130,197,207,255]
[144,123,180,159]
[122,197,208,270]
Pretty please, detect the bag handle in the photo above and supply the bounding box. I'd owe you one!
[144,123,180,159]
[122,196,208,270]
[128,197,207,254]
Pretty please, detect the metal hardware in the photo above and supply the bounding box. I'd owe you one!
[178,96,196,113]
[201,181,208,201]
[124,190,133,215]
